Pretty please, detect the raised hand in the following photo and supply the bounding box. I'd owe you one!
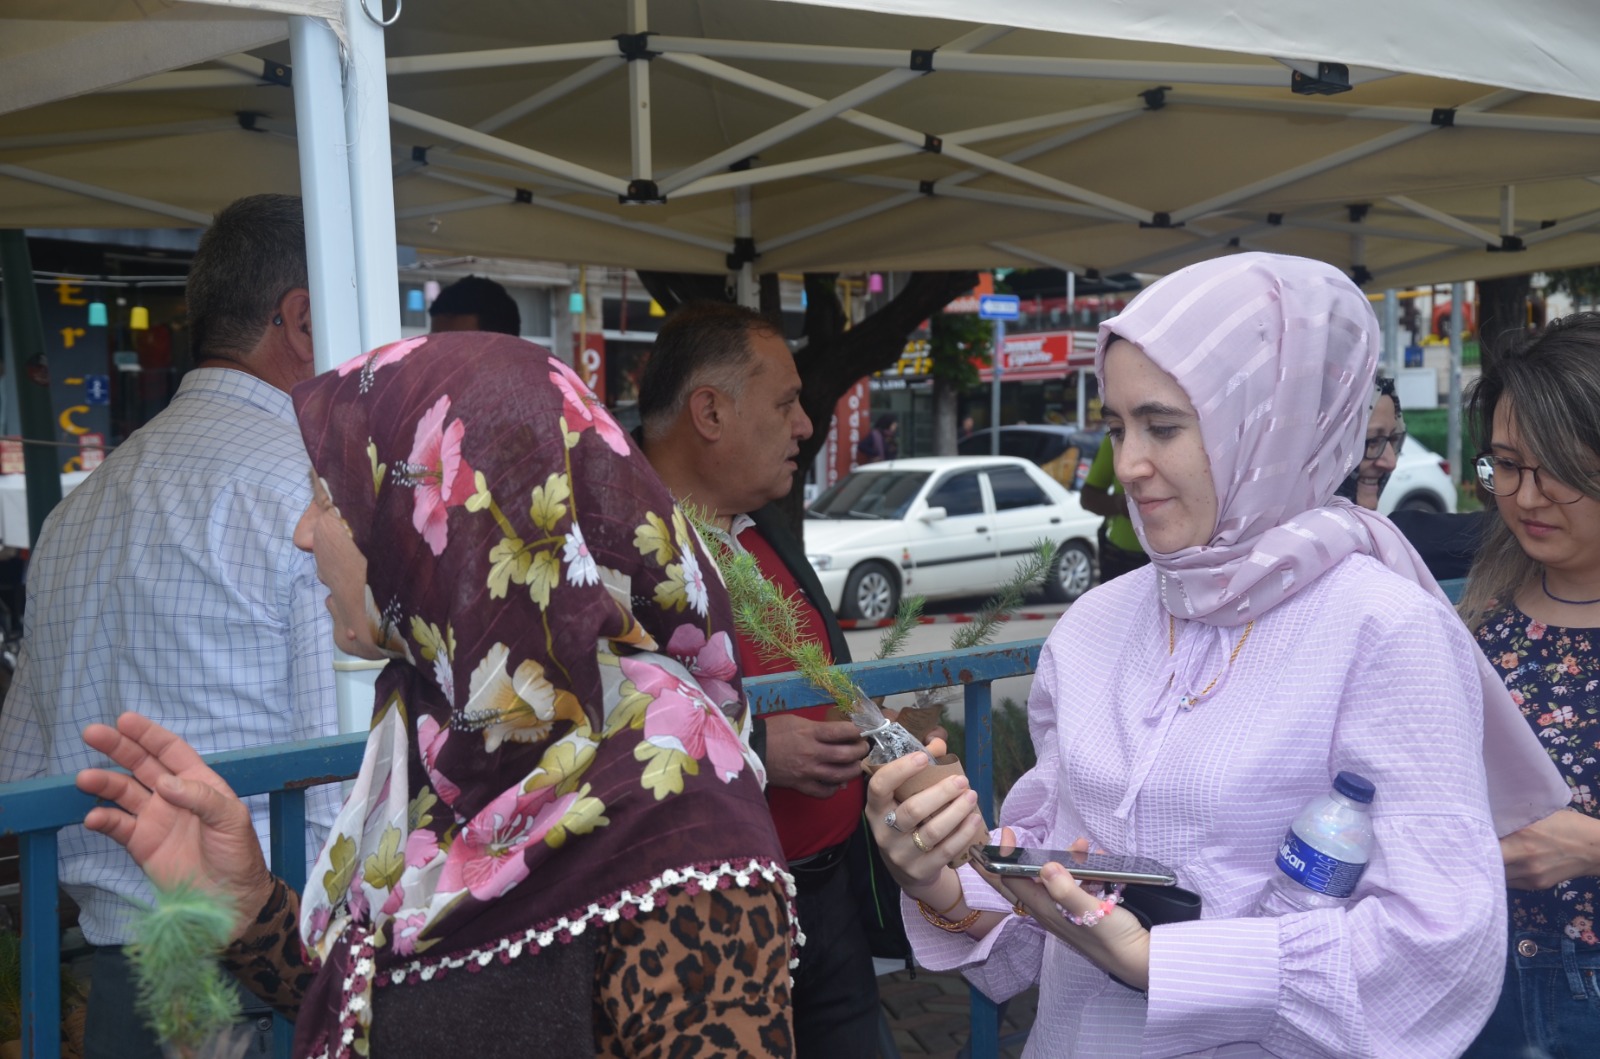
[76,712,277,940]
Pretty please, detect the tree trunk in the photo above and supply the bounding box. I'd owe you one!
[932,376,960,456]
[636,268,979,538]
[1476,273,1531,375]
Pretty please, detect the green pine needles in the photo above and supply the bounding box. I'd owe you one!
[127,883,242,1055]
[874,595,925,660]
[950,540,1058,651]
[688,506,863,709]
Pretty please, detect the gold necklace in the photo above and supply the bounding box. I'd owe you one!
[1167,616,1254,708]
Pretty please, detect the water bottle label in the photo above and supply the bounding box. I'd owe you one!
[1273,830,1366,898]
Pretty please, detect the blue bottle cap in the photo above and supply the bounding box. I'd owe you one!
[1333,771,1375,804]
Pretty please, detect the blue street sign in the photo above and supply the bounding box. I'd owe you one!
[84,374,110,405]
[977,294,1020,320]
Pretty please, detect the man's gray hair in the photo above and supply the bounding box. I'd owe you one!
[187,194,307,360]
[637,302,785,442]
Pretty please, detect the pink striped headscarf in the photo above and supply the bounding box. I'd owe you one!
[1095,252,1377,625]
[1096,252,1568,836]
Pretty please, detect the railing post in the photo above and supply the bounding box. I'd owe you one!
[963,680,1000,1059]
[20,830,61,1059]
[268,788,309,1059]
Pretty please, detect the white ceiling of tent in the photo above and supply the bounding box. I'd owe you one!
[1,0,1598,287]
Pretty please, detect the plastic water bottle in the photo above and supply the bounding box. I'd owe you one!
[1257,771,1376,914]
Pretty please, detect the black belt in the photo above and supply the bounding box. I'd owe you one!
[787,840,849,893]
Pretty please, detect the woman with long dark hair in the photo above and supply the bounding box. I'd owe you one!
[1460,314,1600,1057]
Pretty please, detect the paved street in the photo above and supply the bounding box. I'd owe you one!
[877,969,1038,1058]
[842,594,1069,723]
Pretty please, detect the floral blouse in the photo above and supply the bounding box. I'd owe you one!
[1478,603,1600,944]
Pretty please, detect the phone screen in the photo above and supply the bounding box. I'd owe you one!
[976,846,1177,886]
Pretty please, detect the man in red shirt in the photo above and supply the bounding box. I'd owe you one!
[638,301,880,1058]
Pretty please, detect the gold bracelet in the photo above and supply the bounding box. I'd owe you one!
[916,898,982,933]
[934,890,966,917]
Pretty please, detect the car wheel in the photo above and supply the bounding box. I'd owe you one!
[1044,540,1095,603]
[841,561,899,621]
[1395,491,1444,513]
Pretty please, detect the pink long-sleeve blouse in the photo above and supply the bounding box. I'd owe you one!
[910,554,1508,1057]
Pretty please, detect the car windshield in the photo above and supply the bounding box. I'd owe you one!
[808,471,929,520]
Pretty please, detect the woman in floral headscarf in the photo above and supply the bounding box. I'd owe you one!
[864,254,1569,1057]
[76,333,794,1058]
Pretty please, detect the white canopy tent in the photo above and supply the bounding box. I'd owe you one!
[2,5,1598,1056]
[3,0,1600,296]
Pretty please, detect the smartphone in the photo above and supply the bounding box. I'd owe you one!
[973,845,1177,886]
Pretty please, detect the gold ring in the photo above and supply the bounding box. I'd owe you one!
[911,829,930,854]
[1012,902,1029,918]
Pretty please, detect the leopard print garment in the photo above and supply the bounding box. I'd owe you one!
[593,885,793,1058]
[222,877,794,1057]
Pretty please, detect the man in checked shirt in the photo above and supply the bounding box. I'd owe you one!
[0,194,340,1058]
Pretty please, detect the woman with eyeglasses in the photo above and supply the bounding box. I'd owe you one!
[1335,377,1405,510]
[1460,312,1600,1058]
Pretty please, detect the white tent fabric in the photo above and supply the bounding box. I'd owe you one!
[2,0,1598,288]
[0,1,341,118]
[783,1,1600,104]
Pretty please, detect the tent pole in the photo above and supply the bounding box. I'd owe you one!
[0,118,237,152]
[389,104,630,196]
[988,241,1089,276]
[652,35,1292,87]
[762,191,921,253]
[1522,206,1600,246]
[659,70,921,195]
[1448,285,1464,487]
[0,231,64,547]
[673,144,918,198]
[1277,214,1478,248]
[627,0,654,191]
[395,194,508,221]
[387,40,617,77]
[289,17,361,374]
[1382,289,1399,377]
[1386,196,1499,245]
[342,0,401,352]
[945,99,1143,145]
[290,16,370,753]
[651,17,1028,198]
[1168,127,1432,224]
[418,170,727,252]
[734,187,758,310]
[393,59,620,181]
[0,165,208,225]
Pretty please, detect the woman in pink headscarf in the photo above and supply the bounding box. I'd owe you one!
[865,253,1569,1056]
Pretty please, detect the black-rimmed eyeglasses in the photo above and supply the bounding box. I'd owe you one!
[1363,432,1406,460]
[1475,454,1600,505]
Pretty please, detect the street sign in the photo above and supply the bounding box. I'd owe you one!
[978,294,1020,320]
[84,374,110,405]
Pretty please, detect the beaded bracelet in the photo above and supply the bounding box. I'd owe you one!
[1063,883,1125,929]
[916,898,982,933]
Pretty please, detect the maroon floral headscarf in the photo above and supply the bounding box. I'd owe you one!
[288,333,787,1058]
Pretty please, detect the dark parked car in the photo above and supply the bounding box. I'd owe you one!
[958,425,1106,491]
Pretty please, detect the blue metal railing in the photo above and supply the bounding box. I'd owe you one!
[0,640,1042,1059]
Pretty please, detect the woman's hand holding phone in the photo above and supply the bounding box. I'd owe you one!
[973,834,1153,991]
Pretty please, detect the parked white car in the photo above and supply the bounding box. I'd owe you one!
[1379,438,1457,515]
[804,457,1104,620]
